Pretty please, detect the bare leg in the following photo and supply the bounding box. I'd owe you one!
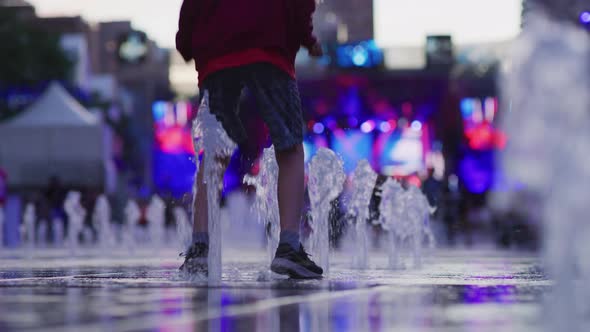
[192,160,208,234]
[192,155,230,236]
[270,143,323,278]
[275,144,305,234]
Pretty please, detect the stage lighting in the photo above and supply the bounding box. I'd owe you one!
[411,120,422,131]
[352,45,369,66]
[335,40,384,68]
[348,117,359,127]
[581,12,590,24]
[361,120,375,133]
[379,121,392,133]
[152,101,167,122]
[313,122,325,134]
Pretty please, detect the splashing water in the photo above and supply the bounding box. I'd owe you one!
[37,220,48,248]
[146,195,166,249]
[81,227,93,245]
[404,186,435,268]
[123,200,140,253]
[174,207,192,250]
[499,9,590,331]
[378,180,435,269]
[192,91,237,284]
[64,192,85,254]
[348,160,378,269]
[22,203,36,250]
[378,178,406,269]
[52,218,64,247]
[308,148,346,275]
[93,195,115,250]
[244,146,280,275]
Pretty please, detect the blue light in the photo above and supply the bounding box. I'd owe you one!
[313,122,325,134]
[152,101,167,122]
[581,12,590,24]
[303,140,315,163]
[331,130,373,173]
[351,45,369,67]
[459,152,494,194]
[335,40,384,68]
[460,98,474,118]
[325,117,337,129]
[411,120,422,131]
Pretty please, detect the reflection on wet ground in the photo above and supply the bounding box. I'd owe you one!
[0,249,549,331]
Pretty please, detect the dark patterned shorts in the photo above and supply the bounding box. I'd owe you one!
[200,63,304,151]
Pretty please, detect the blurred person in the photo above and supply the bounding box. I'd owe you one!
[422,167,442,208]
[176,0,324,279]
[0,167,6,208]
[45,176,65,220]
[441,174,461,246]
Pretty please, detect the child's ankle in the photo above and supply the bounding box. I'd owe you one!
[279,230,300,250]
[192,232,209,245]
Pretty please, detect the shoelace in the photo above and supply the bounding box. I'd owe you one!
[179,245,199,258]
[299,246,314,261]
[179,247,193,258]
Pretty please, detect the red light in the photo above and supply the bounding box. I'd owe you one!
[465,124,507,151]
[402,102,413,116]
[155,126,193,154]
[407,175,422,188]
[387,119,397,131]
[494,130,508,150]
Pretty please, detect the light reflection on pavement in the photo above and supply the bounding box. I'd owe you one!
[0,249,549,331]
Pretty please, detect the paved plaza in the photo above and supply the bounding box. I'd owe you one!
[0,248,552,331]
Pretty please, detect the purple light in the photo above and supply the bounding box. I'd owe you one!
[313,122,325,134]
[360,120,375,133]
[379,121,392,133]
[411,120,422,131]
[325,117,337,130]
[581,12,590,24]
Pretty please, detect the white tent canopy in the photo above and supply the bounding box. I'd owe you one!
[0,82,112,189]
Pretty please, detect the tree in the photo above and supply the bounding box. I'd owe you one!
[0,8,73,121]
[0,8,72,87]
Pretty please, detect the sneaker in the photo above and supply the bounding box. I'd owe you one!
[271,243,323,279]
[179,242,208,276]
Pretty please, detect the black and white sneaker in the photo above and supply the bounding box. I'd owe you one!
[271,243,323,279]
[179,242,208,276]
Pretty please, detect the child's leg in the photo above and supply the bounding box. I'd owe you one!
[244,63,322,277]
[275,144,305,234]
[192,159,208,237]
[245,64,307,250]
[191,155,230,243]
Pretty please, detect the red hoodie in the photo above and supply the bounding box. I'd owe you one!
[176,0,317,85]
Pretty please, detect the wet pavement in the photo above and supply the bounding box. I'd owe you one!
[0,248,549,331]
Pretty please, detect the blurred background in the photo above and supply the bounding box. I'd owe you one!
[0,0,588,250]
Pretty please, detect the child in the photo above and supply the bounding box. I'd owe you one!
[176,0,324,279]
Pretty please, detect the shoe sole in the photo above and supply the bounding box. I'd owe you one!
[270,258,323,279]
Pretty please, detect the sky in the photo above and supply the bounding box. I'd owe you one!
[374,0,522,47]
[26,0,522,92]
[28,0,184,48]
[28,0,523,49]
